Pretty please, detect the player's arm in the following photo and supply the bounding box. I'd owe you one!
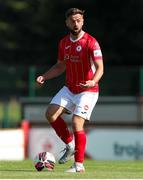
[91,59,104,85]
[36,61,66,85]
[80,60,104,88]
[86,39,104,87]
[80,39,104,88]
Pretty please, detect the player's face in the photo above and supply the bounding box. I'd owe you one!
[66,14,84,36]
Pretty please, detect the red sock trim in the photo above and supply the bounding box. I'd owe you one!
[50,117,73,144]
[74,130,86,163]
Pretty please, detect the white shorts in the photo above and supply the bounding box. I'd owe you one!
[50,86,99,121]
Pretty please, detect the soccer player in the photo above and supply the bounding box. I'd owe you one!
[36,8,104,173]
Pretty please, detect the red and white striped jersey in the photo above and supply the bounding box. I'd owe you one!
[58,32,103,94]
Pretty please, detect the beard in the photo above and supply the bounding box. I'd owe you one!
[68,26,82,36]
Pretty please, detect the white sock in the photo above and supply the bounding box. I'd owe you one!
[75,162,84,168]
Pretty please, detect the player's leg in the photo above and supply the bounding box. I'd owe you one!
[65,92,99,172]
[65,115,86,172]
[73,116,86,166]
[45,86,75,163]
[46,104,73,144]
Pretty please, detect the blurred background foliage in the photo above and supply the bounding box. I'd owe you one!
[0,0,143,66]
[0,0,143,127]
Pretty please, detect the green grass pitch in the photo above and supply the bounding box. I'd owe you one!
[0,159,143,179]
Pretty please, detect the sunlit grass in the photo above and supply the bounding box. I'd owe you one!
[0,159,143,179]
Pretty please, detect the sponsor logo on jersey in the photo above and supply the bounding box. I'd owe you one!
[65,45,71,50]
[70,55,80,62]
[93,50,102,57]
[76,45,82,52]
[64,54,69,60]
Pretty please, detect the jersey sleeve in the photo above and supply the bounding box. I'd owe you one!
[89,39,103,61]
[58,40,64,62]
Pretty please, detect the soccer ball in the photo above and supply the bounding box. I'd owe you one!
[34,152,56,171]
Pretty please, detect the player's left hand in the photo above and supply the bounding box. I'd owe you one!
[79,80,96,88]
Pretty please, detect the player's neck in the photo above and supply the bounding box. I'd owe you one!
[70,30,84,42]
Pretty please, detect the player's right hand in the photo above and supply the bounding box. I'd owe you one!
[36,76,45,84]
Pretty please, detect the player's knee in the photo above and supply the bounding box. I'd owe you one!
[72,120,84,132]
[45,105,63,123]
[45,108,55,123]
[72,123,77,132]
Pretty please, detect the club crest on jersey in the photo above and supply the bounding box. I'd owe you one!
[76,45,82,52]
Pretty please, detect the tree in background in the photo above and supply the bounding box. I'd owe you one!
[0,0,143,66]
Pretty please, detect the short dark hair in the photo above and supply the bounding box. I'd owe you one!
[65,8,85,19]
